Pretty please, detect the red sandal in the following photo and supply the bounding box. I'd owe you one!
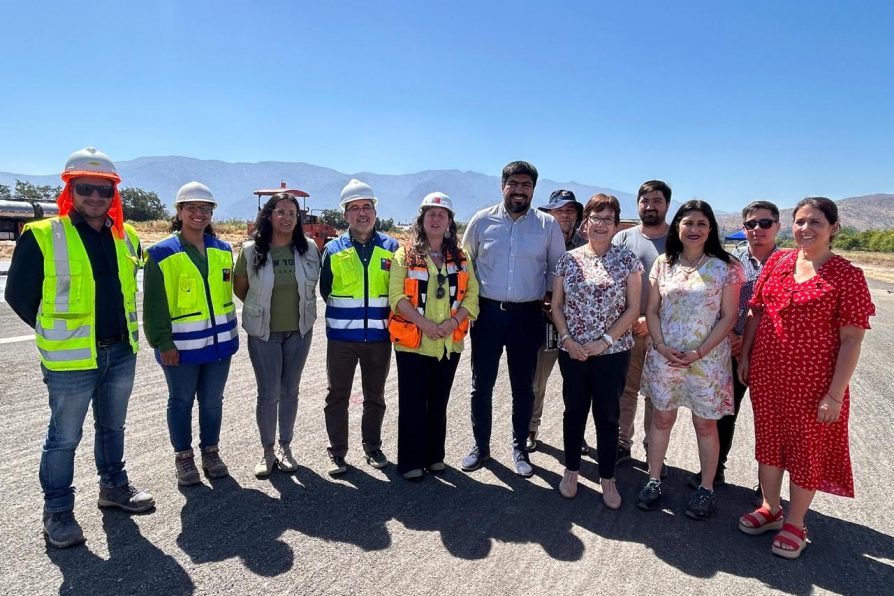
[771,523,808,559]
[738,506,784,535]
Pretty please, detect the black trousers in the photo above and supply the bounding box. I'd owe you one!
[396,350,461,474]
[558,350,631,477]
[717,356,749,472]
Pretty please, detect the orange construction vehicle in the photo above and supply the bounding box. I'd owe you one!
[251,182,339,250]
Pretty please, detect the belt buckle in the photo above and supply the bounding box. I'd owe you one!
[499,301,508,311]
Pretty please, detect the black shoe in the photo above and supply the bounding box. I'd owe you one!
[637,479,662,511]
[525,432,538,453]
[581,439,590,457]
[97,484,155,513]
[616,445,632,464]
[687,468,725,489]
[327,453,347,476]
[460,446,490,472]
[43,510,85,548]
[365,449,389,469]
[685,486,717,520]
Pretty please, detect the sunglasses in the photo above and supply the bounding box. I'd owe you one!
[743,218,777,230]
[74,183,115,199]
[436,273,447,300]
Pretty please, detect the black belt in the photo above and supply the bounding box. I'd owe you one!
[479,297,542,311]
[97,335,127,347]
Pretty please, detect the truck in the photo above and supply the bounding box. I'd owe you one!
[0,200,59,240]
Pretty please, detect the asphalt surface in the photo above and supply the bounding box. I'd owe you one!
[0,282,892,595]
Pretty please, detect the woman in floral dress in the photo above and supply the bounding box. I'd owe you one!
[637,200,744,520]
[736,197,875,559]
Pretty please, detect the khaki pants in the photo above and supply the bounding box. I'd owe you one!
[528,346,559,436]
[618,334,653,451]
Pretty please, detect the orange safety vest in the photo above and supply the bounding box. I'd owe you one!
[389,247,470,349]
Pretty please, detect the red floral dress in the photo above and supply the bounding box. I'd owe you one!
[748,250,875,496]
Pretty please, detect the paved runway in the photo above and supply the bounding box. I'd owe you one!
[0,283,892,595]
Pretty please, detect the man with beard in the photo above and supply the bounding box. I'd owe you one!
[525,189,587,452]
[460,161,565,477]
[612,180,671,472]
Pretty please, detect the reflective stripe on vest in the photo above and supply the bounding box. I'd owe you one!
[24,217,140,371]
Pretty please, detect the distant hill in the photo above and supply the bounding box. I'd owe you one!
[716,194,894,236]
[0,156,635,223]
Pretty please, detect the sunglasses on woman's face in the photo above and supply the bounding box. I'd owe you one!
[743,218,776,230]
[74,183,115,199]
[436,273,447,299]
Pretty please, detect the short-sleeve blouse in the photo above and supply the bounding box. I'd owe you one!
[554,243,643,354]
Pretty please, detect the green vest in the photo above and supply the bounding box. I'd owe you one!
[25,217,141,371]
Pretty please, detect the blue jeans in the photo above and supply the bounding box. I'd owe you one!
[40,341,136,512]
[247,331,313,448]
[469,301,544,452]
[162,357,231,452]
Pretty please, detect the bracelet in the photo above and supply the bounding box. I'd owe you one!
[558,333,571,346]
[655,342,665,350]
[825,393,843,404]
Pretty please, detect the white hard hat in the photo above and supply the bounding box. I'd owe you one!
[62,147,120,182]
[419,192,454,215]
[175,181,217,207]
[339,179,378,208]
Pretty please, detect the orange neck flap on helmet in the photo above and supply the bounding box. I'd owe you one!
[58,170,125,238]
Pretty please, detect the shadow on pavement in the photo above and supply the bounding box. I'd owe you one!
[46,510,194,595]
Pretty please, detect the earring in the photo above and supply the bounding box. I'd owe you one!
[445,229,452,239]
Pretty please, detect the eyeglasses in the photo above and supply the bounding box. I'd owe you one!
[346,205,375,215]
[587,215,615,226]
[181,204,214,215]
[273,209,298,219]
[743,218,777,230]
[436,273,447,299]
[74,183,114,199]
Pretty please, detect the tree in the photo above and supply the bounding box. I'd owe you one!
[378,217,395,232]
[120,187,169,221]
[0,183,10,200]
[14,179,61,202]
[320,208,348,230]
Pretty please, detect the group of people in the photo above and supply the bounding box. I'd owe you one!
[5,149,875,562]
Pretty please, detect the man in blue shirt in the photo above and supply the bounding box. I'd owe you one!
[460,161,565,477]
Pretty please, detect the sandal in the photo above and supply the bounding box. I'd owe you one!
[771,523,808,559]
[738,505,784,535]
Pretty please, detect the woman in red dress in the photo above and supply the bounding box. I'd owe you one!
[736,197,875,559]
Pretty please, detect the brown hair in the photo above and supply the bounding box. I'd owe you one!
[583,193,621,225]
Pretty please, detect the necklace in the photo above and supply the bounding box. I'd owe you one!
[678,253,706,277]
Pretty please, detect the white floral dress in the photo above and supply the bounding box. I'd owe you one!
[642,255,744,419]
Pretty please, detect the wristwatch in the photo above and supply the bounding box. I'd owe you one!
[601,333,614,347]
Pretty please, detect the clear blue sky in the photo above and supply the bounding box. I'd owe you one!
[2,0,891,211]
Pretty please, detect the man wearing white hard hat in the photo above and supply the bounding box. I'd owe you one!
[388,192,479,479]
[6,147,154,548]
[319,179,399,475]
[144,182,239,487]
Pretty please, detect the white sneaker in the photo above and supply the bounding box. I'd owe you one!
[276,444,298,473]
[254,450,276,478]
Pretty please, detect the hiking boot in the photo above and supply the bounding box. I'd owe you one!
[43,510,85,548]
[512,448,534,478]
[687,468,726,489]
[616,445,632,465]
[686,486,717,520]
[365,449,389,469]
[201,445,230,479]
[276,443,298,473]
[637,478,662,511]
[327,453,347,476]
[97,483,155,513]
[254,449,276,478]
[174,450,201,486]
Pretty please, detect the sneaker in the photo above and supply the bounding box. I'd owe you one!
[686,468,726,489]
[637,478,662,511]
[201,446,230,479]
[255,450,276,478]
[365,449,389,469]
[460,446,490,472]
[685,486,717,520]
[174,450,201,486]
[512,449,534,478]
[327,453,347,476]
[402,469,424,480]
[275,443,298,473]
[428,462,446,473]
[43,510,85,548]
[97,484,155,513]
[525,431,538,452]
[616,445,632,464]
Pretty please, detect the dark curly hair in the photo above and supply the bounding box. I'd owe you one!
[408,206,462,262]
[665,200,731,266]
[250,193,309,272]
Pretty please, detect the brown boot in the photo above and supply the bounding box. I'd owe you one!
[175,450,201,486]
[201,445,230,479]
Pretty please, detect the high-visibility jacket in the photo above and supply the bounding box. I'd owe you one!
[388,247,470,348]
[324,232,398,342]
[146,234,239,365]
[25,217,141,371]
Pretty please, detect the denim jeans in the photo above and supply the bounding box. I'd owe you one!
[40,341,136,512]
[247,331,313,448]
[469,301,544,452]
[162,357,231,452]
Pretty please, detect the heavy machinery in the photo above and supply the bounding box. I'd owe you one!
[251,182,339,251]
[0,200,59,240]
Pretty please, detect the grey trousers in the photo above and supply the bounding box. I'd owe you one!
[247,331,313,448]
